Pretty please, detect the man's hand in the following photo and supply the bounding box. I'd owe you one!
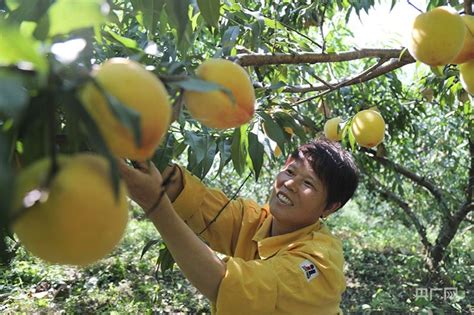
[116,159,163,211]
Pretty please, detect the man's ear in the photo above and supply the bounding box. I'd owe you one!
[322,201,341,218]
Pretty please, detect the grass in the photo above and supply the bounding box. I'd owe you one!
[1,217,210,314]
[329,203,473,314]
[0,204,472,314]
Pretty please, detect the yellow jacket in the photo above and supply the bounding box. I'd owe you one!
[173,167,345,315]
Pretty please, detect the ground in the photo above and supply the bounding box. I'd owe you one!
[0,203,472,314]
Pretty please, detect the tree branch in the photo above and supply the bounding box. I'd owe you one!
[274,57,387,94]
[465,0,473,15]
[365,150,451,218]
[159,50,415,98]
[319,5,328,53]
[368,175,432,250]
[453,131,474,221]
[234,48,414,66]
[428,117,473,269]
[279,20,323,49]
[289,56,413,105]
[231,6,323,49]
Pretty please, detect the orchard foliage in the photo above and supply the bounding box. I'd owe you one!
[0,0,472,283]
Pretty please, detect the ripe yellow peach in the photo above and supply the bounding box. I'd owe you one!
[408,6,465,66]
[80,58,171,160]
[323,117,343,141]
[460,60,474,95]
[452,15,474,64]
[184,59,255,129]
[12,153,128,266]
[351,110,386,148]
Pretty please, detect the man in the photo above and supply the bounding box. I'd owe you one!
[118,137,359,314]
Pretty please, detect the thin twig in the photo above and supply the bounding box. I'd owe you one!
[309,73,334,90]
[197,172,252,236]
[319,5,328,53]
[290,56,404,105]
[407,0,423,13]
[280,19,323,49]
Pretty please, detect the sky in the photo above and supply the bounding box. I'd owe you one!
[346,0,429,80]
[347,0,427,48]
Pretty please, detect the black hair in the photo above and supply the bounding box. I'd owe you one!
[290,137,359,210]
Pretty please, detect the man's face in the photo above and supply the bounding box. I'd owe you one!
[268,157,336,234]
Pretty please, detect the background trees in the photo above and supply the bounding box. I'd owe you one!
[0,0,472,313]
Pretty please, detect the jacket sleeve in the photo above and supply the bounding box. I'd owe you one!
[214,244,345,315]
[172,166,261,256]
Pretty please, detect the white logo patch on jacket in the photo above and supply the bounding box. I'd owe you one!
[299,259,319,282]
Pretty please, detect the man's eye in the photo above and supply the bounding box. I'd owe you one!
[286,169,294,175]
[304,181,314,188]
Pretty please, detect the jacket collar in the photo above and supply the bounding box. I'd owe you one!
[252,205,322,259]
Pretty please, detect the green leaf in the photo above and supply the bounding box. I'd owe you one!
[273,111,305,139]
[144,0,165,35]
[263,17,285,30]
[0,23,48,74]
[0,131,14,220]
[259,111,286,153]
[197,0,220,27]
[184,131,207,164]
[390,0,397,11]
[105,30,139,50]
[231,125,248,176]
[46,0,109,37]
[201,141,217,178]
[171,78,235,105]
[173,140,187,157]
[131,0,165,35]
[217,138,232,172]
[221,25,239,55]
[0,72,29,119]
[172,78,225,92]
[65,93,120,199]
[6,0,53,23]
[248,132,263,180]
[430,65,444,78]
[140,239,160,259]
[177,18,193,54]
[348,120,356,151]
[61,101,88,154]
[5,0,21,10]
[152,133,174,172]
[184,131,216,178]
[158,245,175,275]
[165,0,189,45]
[16,96,50,166]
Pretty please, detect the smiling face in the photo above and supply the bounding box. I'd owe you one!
[268,157,340,236]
